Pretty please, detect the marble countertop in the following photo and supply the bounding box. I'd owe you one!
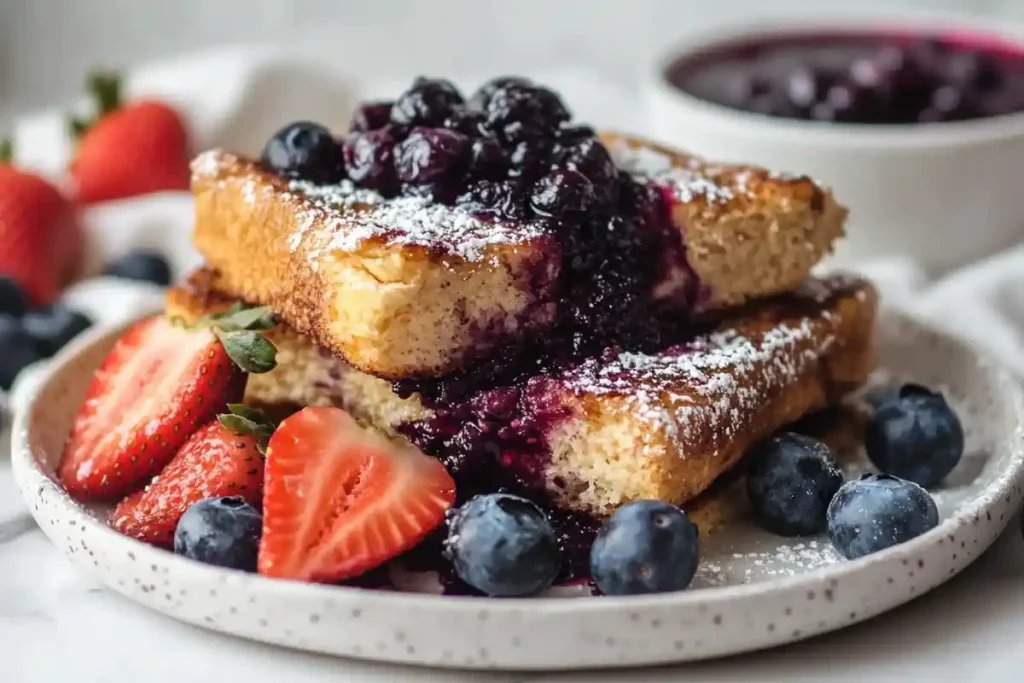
[2,436,1023,682]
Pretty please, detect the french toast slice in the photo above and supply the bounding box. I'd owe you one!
[190,134,846,379]
[169,269,876,518]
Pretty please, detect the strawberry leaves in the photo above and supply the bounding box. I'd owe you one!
[218,403,275,455]
[70,72,123,139]
[173,302,280,375]
[216,330,278,374]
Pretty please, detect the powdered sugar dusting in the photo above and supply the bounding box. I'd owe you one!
[561,301,837,456]
[608,140,737,204]
[190,149,224,177]
[285,179,547,262]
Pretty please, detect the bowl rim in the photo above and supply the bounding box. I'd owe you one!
[647,7,1024,149]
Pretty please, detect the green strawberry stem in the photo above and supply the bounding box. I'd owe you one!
[69,71,123,140]
[0,137,12,163]
[218,404,275,455]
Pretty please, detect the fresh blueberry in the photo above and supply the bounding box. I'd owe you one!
[349,101,394,132]
[391,77,464,127]
[0,315,42,390]
[746,432,844,536]
[102,250,172,286]
[173,496,262,572]
[445,493,561,597]
[343,126,399,192]
[394,127,469,186]
[827,474,939,559]
[0,277,29,317]
[590,500,699,595]
[21,303,92,357]
[865,383,964,488]
[260,121,345,184]
[530,169,596,218]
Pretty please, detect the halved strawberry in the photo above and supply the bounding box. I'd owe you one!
[258,406,456,582]
[111,415,267,546]
[59,316,246,500]
[60,305,278,501]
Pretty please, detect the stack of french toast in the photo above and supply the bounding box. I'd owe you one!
[168,76,877,559]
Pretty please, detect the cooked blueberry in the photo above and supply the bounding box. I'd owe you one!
[343,126,399,191]
[349,101,394,132]
[390,77,464,127]
[555,124,596,148]
[785,67,834,110]
[174,496,262,571]
[558,137,618,209]
[944,51,1003,91]
[747,432,843,536]
[103,250,172,286]
[22,303,92,357]
[0,315,41,390]
[590,500,699,595]
[530,169,596,217]
[865,383,964,488]
[0,276,29,317]
[260,121,345,184]
[466,137,509,181]
[484,82,570,141]
[507,138,553,182]
[468,76,532,111]
[445,493,561,597]
[724,73,771,106]
[442,107,488,137]
[748,93,801,118]
[394,127,469,186]
[827,474,939,559]
[458,180,527,219]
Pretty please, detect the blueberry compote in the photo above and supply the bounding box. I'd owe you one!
[668,32,1024,123]
[262,75,705,591]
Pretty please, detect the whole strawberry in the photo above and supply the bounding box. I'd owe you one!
[0,142,83,305]
[69,73,191,204]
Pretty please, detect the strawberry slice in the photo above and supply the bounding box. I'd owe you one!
[60,305,278,501]
[258,406,456,583]
[111,415,267,546]
[59,316,246,500]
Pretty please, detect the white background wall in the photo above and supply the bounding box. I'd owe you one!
[0,0,1019,116]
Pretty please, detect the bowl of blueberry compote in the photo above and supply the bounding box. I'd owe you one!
[645,11,1024,273]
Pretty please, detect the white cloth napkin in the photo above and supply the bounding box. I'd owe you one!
[6,46,1023,413]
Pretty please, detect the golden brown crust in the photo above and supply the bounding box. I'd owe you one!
[600,132,847,310]
[546,276,876,514]
[168,271,875,518]
[190,135,845,379]
[191,150,558,380]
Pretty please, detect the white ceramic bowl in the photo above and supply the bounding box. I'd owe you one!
[645,10,1024,274]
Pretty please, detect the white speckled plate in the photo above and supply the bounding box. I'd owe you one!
[11,308,1024,671]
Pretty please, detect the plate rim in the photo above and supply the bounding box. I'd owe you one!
[11,307,1024,668]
